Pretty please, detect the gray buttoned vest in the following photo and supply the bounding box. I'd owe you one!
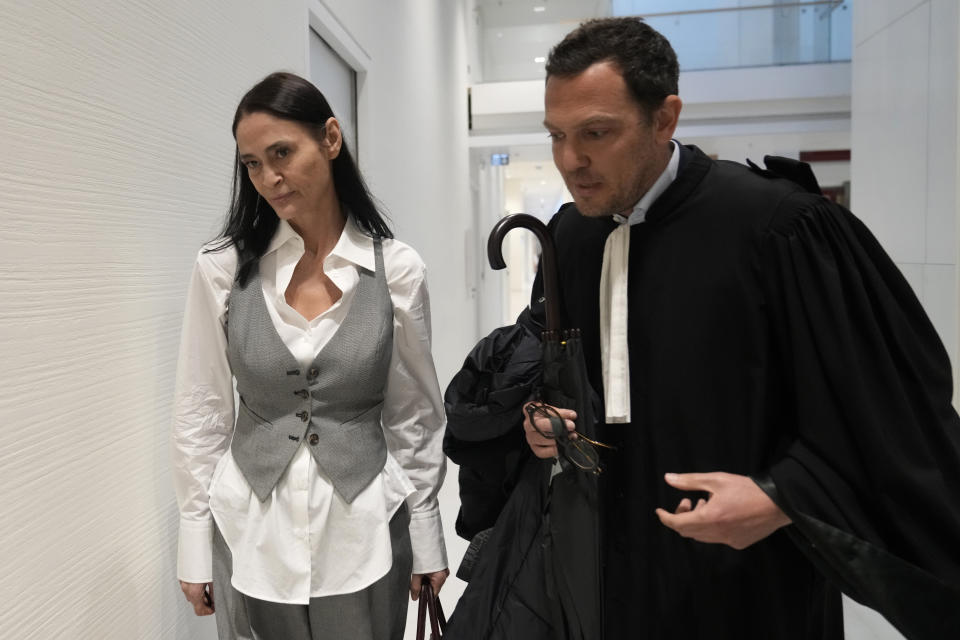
[226,239,392,504]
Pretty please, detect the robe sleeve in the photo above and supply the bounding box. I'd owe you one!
[757,192,960,639]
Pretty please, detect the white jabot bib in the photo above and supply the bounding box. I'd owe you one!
[600,219,631,423]
[598,142,680,423]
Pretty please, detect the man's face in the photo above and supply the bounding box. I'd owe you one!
[544,61,666,218]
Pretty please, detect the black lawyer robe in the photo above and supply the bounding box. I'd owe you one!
[530,144,960,639]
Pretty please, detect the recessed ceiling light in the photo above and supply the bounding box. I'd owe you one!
[533,6,546,12]
[534,56,546,63]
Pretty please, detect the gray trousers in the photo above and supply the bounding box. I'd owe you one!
[212,505,412,640]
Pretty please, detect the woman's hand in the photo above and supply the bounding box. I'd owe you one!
[409,569,450,600]
[180,580,215,616]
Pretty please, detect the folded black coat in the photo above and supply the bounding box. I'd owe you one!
[442,307,554,639]
[444,453,556,639]
[443,307,542,542]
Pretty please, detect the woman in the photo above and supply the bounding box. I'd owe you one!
[171,71,448,640]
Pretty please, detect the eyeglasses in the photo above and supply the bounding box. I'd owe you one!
[525,402,614,475]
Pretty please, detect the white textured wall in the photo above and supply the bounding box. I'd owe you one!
[0,0,474,638]
[0,1,305,637]
[849,1,959,638]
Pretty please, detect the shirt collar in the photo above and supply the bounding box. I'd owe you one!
[265,218,301,256]
[265,215,375,272]
[329,216,375,271]
[616,140,680,226]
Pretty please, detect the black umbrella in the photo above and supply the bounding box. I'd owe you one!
[487,213,605,639]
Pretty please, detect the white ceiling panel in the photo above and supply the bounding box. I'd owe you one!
[478,0,611,28]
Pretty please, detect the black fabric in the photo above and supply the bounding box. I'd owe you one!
[444,249,603,637]
[443,457,557,640]
[538,333,603,638]
[747,155,823,196]
[759,192,960,638]
[443,307,543,541]
[455,526,492,582]
[528,144,960,639]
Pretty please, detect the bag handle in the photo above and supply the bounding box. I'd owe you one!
[416,582,446,639]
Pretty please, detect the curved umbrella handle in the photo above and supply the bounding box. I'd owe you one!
[487,213,561,332]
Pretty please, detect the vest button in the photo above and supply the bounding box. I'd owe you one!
[293,389,308,399]
[296,411,309,422]
[307,367,319,380]
[309,433,319,445]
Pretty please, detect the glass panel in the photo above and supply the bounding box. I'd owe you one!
[477,1,850,82]
[611,0,852,70]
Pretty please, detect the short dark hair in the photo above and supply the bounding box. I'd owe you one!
[210,72,391,286]
[546,17,679,116]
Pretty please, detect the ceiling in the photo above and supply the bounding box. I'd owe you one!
[477,0,610,29]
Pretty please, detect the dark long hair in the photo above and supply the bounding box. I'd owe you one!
[209,71,392,286]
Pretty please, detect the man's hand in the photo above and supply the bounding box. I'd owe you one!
[655,472,791,550]
[410,569,450,600]
[180,580,214,616]
[522,402,577,459]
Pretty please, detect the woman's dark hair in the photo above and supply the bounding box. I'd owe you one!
[545,18,679,118]
[209,71,391,286]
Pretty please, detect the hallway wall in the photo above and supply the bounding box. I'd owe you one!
[0,1,473,637]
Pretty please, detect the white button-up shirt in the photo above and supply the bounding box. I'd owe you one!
[172,218,447,604]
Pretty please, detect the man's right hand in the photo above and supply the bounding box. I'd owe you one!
[180,580,215,616]
[522,402,577,458]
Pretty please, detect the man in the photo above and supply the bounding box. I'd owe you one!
[520,17,960,640]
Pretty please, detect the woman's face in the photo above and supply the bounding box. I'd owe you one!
[235,111,342,223]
